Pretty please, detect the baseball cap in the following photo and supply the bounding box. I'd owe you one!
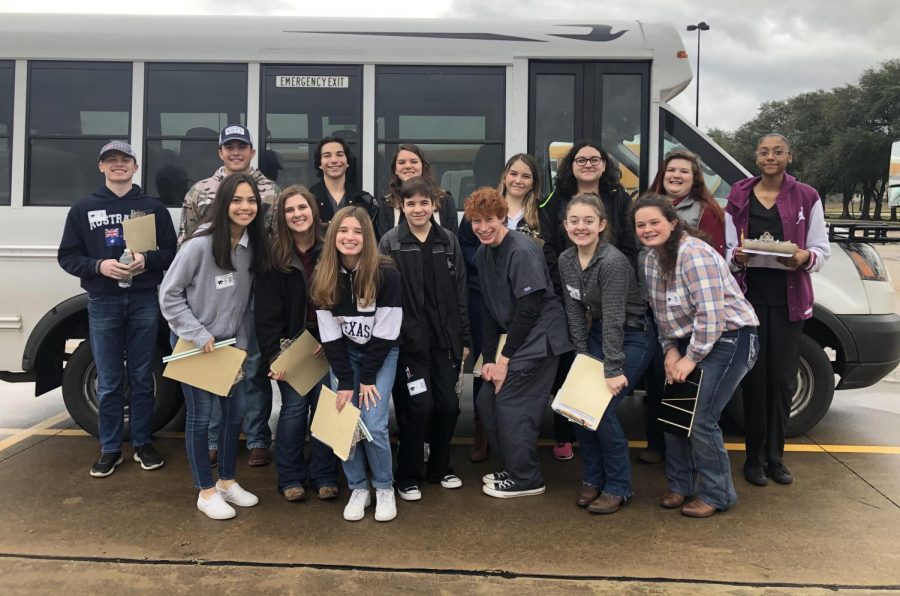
[219,124,254,147]
[98,140,137,162]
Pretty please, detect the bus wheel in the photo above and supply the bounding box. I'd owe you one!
[61,340,182,438]
[724,334,836,437]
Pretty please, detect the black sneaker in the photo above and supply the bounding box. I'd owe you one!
[482,479,545,498]
[768,463,794,485]
[133,444,165,471]
[90,452,123,478]
[743,465,768,487]
[482,470,510,485]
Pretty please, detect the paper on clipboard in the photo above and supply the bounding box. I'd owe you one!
[473,334,507,377]
[270,330,330,396]
[163,337,246,397]
[123,213,157,253]
[311,385,361,461]
[551,353,612,431]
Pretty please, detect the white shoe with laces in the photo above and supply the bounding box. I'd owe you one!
[374,488,397,522]
[440,474,463,489]
[197,491,236,520]
[216,481,259,507]
[343,489,371,521]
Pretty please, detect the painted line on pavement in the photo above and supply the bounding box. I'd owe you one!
[1,427,898,455]
[0,412,73,453]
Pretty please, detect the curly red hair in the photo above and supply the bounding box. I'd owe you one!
[464,187,508,220]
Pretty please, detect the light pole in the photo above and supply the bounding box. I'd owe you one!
[686,22,710,127]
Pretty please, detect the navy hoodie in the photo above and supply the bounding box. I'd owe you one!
[58,184,177,295]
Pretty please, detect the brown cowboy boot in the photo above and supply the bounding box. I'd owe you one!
[470,413,489,463]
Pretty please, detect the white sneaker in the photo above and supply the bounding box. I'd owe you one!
[197,492,236,520]
[374,488,397,522]
[397,485,422,501]
[343,489,371,521]
[440,474,463,489]
[216,481,259,507]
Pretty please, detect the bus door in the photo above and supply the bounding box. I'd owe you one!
[528,61,650,196]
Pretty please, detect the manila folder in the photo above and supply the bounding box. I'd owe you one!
[311,386,361,461]
[163,338,246,397]
[551,353,612,431]
[270,330,330,396]
[123,213,157,253]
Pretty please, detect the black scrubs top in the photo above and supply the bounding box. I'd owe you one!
[415,226,446,348]
[475,230,572,361]
[746,190,788,306]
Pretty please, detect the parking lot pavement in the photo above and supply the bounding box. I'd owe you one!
[0,384,899,592]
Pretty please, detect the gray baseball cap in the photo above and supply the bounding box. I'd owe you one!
[99,140,137,161]
[219,124,254,147]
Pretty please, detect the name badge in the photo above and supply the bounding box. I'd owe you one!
[666,292,682,306]
[407,378,427,396]
[566,284,581,301]
[215,273,235,289]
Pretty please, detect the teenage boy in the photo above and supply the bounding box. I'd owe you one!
[58,141,177,477]
[378,177,470,500]
[178,124,282,467]
[309,136,385,238]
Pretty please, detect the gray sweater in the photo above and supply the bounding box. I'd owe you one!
[159,231,254,350]
[558,242,646,377]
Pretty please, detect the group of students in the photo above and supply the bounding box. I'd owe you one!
[59,124,829,522]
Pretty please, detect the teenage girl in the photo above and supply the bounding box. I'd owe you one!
[159,173,270,520]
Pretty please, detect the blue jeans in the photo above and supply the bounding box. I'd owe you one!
[665,327,759,509]
[276,377,339,492]
[87,290,158,454]
[172,333,246,490]
[574,320,655,497]
[330,346,399,491]
[208,327,274,451]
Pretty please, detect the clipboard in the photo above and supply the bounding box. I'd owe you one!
[123,213,157,253]
[472,333,507,377]
[163,337,247,397]
[311,385,362,461]
[658,368,703,438]
[269,330,330,396]
[551,353,612,431]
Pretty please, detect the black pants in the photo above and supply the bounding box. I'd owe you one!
[741,304,803,470]
[393,346,461,487]
[478,355,559,489]
[551,350,577,443]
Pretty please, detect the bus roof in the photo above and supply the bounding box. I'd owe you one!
[0,15,691,98]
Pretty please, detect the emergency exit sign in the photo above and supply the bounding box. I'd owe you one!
[276,76,350,88]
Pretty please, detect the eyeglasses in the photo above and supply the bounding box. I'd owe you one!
[756,149,789,158]
[573,156,604,167]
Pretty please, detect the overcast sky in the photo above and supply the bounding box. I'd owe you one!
[3,0,898,132]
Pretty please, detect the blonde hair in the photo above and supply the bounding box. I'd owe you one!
[498,153,541,231]
[311,206,393,309]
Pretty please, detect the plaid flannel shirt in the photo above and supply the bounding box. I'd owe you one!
[645,234,758,362]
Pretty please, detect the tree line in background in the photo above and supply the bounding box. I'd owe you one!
[708,60,899,221]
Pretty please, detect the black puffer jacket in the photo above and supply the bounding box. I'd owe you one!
[309,181,386,239]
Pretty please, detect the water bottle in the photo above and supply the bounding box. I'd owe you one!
[118,249,133,289]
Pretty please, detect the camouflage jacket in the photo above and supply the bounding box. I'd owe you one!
[177,167,282,246]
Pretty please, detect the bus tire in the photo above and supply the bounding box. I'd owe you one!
[724,334,835,437]
[61,340,182,439]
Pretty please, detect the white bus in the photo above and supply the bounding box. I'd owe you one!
[1,14,898,436]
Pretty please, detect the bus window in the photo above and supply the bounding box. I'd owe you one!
[26,61,131,206]
[144,63,247,206]
[889,140,900,208]
[375,66,505,202]
[261,65,362,187]
[659,106,746,200]
[600,73,644,196]
[0,61,12,206]
[532,72,578,188]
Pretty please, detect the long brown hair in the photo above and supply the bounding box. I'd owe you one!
[387,144,445,210]
[498,153,541,231]
[269,185,324,273]
[191,173,269,273]
[648,149,724,223]
[631,193,687,281]
[311,206,393,309]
